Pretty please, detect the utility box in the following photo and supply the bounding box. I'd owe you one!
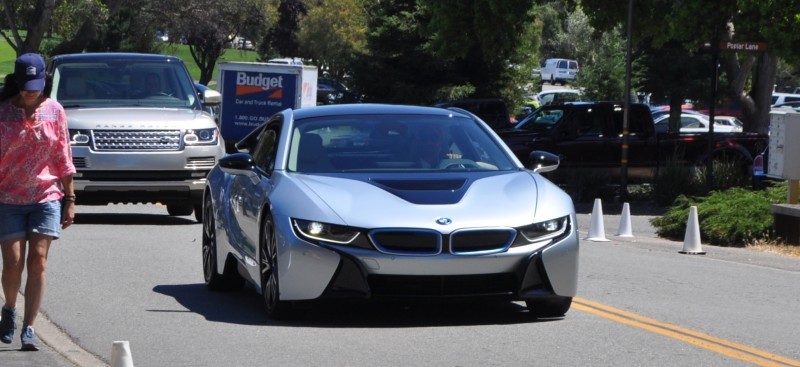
[767,110,800,179]
[217,61,318,151]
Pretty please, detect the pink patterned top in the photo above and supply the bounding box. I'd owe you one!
[0,98,76,205]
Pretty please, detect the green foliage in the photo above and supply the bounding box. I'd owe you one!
[297,0,367,79]
[651,153,702,207]
[575,26,628,101]
[351,0,539,106]
[650,182,788,246]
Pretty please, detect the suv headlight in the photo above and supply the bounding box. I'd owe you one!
[184,128,219,145]
[69,129,91,146]
[516,216,569,243]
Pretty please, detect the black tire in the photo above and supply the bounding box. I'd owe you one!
[261,213,292,319]
[525,296,572,318]
[202,195,245,291]
[167,204,193,216]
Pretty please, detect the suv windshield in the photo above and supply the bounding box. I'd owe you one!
[52,60,200,109]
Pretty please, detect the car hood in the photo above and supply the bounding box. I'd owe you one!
[283,171,558,231]
[63,108,216,129]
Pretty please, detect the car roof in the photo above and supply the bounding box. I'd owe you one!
[538,89,580,96]
[291,103,470,120]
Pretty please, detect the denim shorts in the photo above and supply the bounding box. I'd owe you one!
[0,201,62,242]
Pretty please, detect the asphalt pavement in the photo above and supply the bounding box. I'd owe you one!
[0,199,795,367]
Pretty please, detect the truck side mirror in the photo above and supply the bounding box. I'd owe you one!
[528,150,560,173]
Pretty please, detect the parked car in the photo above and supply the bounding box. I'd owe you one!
[771,92,800,106]
[714,116,745,129]
[773,101,800,113]
[653,113,742,133]
[496,102,766,184]
[537,89,584,106]
[433,98,513,130]
[267,57,303,65]
[317,77,361,105]
[202,104,578,319]
[539,58,579,85]
[649,105,700,121]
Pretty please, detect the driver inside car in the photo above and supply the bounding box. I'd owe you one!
[413,125,461,168]
[134,72,165,98]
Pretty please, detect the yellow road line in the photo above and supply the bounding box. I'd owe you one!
[573,297,800,367]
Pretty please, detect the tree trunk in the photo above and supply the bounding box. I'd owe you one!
[13,0,56,55]
[668,93,684,134]
[747,53,777,135]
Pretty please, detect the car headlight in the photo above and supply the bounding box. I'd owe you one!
[184,128,219,145]
[69,129,91,146]
[292,219,361,244]
[517,216,569,243]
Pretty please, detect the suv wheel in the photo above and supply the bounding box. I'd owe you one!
[167,204,193,216]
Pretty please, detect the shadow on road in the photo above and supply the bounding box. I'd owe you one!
[75,213,197,225]
[153,283,562,328]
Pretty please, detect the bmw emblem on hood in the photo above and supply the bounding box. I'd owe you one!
[435,217,452,225]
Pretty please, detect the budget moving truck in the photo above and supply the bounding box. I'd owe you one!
[217,61,318,151]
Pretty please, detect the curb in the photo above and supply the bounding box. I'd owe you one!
[0,291,107,367]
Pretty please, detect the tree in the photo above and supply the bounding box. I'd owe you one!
[164,0,271,85]
[2,0,61,55]
[578,0,800,134]
[296,0,366,79]
[349,0,540,109]
[261,0,307,59]
[575,26,629,101]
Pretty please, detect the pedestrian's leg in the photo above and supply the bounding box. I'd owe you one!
[23,234,52,328]
[1,239,26,308]
[1,239,26,343]
[20,234,50,351]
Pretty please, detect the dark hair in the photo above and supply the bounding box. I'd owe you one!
[0,73,53,102]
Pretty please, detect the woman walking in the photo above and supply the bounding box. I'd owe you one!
[0,53,76,351]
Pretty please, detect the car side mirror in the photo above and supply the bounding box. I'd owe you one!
[202,89,222,106]
[219,153,257,178]
[528,150,560,173]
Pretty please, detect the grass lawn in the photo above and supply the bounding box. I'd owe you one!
[1,40,259,86]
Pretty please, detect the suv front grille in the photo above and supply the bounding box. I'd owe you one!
[92,130,182,151]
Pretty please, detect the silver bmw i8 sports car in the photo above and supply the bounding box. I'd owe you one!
[202,104,578,319]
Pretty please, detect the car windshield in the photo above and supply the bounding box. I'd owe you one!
[51,60,199,109]
[287,114,516,172]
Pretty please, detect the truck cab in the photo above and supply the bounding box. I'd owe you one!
[47,53,224,221]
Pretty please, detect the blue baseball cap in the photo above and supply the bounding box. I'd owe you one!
[14,53,46,91]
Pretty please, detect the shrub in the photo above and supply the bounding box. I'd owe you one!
[650,182,788,246]
[651,154,702,206]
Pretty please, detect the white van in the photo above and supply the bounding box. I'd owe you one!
[539,58,579,85]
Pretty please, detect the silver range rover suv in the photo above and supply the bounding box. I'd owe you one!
[47,53,224,222]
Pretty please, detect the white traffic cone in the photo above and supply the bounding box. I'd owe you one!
[615,202,634,237]
[111,341,134,367]
[679,206,706,255]
[584,198,610,242]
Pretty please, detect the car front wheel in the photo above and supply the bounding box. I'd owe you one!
[261,213,291,319]
[202,194,244,291]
